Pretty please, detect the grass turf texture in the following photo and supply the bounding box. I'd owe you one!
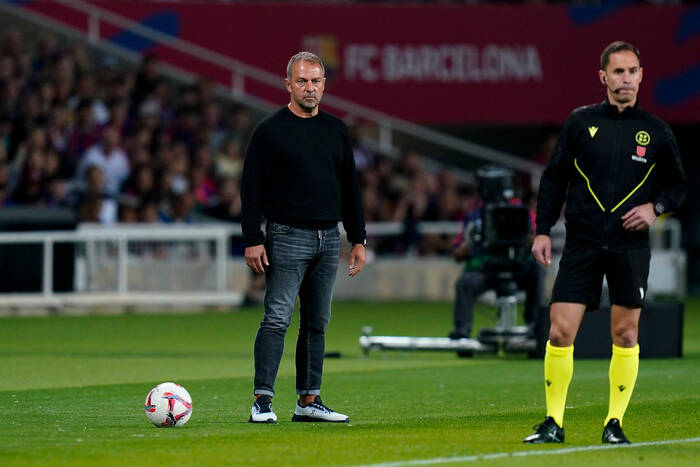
[1,299,698,466]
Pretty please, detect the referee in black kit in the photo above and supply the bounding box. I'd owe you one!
[524,41,687,444]
[241,51,366,424]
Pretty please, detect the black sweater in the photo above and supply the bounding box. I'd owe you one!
[241,106,366,247]
[536,100,687,249]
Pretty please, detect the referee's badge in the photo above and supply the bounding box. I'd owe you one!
[632,145,648,163]
[635,130,650,146]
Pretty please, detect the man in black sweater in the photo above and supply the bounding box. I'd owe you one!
[524,42,687,445]
[241,51,366,424]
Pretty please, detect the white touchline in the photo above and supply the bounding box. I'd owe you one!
[346,437,700,467]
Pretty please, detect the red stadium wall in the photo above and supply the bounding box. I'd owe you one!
[17,1,700,125]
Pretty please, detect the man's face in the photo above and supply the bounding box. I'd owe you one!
[599,51,643,107]
[102,127,120,151]
[285,60,325,114]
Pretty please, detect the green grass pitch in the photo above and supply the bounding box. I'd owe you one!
[1,299,698,466]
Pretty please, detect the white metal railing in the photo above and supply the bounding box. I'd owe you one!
[0,224,238,307]
[0,0,543,180]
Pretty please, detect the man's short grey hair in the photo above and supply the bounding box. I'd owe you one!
[286,51,325,80]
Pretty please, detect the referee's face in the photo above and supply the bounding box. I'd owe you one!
[599,51,643,108]
[286,60,325,116]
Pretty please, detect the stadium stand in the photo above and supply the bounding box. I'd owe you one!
[0,28,493,256]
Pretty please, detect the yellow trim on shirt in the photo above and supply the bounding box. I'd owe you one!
[610,163,656,213]
[574,158,605,212]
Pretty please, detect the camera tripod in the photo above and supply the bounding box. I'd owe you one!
[358,271,538,357]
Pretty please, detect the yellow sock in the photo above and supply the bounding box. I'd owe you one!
[544,340,574,428]
[605,344,639,426]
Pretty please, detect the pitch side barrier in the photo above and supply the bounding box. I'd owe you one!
[0,220,684,313]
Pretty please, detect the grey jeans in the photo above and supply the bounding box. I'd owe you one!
[253,222,340,397]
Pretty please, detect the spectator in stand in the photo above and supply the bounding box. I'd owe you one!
[1,30,28,79]
[169,141,190,178]
[77,192,103,223]
[349,123,375,171]
[111,72,136,104]
[8,91,42,160]
[0,159,10,206]
[190,164,216,208]
[47,104,70,162]
[145,78,175,129]
[204,177,241,223]
[229,106,252,146]
[106,98,130,137]
[122,163,157,203]
[37,80,56,118]
[132,53,161,109]
[391,168,439,255]
[171,104,200,154]
[53,75,72,106]
[64,164,117,224]
[139,199,159,223]
[94,54,119,98]
[45,175,68,208]
[65,99,102,174]
[85,164,116,223]
[76,125,129,195]
[158,175,194,223]
[8,149,45,206]
[202,100,227,151]
[68,74,110,126]
[190,145,217,207]
[11,125,47,166]
[459,183,479,216]
[215,137,243,180]
[117,194,139,223]
[65,43,89,78]
[30,34,58,80]
[44,148,61,181]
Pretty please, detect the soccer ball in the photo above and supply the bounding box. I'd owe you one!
[144,382,193,427]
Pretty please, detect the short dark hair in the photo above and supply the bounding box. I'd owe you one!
[600,41,640,70]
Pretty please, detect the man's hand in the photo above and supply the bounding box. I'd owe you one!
[622,202,656,231]
[348,244,366,277]
[531,234,552,267]
[245,245,268,274]
[453,242,470,262]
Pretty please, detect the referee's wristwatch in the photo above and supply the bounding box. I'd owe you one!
[359,239,367,248]
[653,202,665,217]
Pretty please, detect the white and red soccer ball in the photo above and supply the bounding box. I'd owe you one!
[144,382,193,427]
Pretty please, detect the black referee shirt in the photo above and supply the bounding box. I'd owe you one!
[536,100,687,249]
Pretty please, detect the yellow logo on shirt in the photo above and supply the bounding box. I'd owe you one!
[635,130,650,146]
[588,126,598,138]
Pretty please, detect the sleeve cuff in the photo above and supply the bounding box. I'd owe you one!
[244,231,265,247]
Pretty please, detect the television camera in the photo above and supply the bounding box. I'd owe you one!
[359,166,538,357]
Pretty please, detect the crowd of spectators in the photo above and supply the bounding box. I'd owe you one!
[0,30,519,256]
[0,30,252,227]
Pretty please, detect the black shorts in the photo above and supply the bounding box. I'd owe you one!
[551,246,650,311]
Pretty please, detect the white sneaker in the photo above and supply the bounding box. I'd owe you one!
[249,395,277,423]
[291,396,349,423]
